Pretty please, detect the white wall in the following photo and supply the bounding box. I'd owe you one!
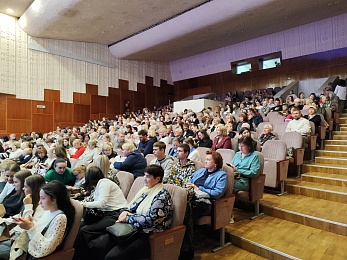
[0,13,172,103]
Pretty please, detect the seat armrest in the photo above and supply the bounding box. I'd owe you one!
[149,225,186,260]
[212,194,235,230]
[307,135,317,151]
[249,174,266,202]
[277,159,289,181]
[318,126,327,140]
[293,148,304,165]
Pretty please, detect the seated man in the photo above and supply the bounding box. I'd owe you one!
[150,141,174,183]
[167,144,196,187]
[247,108,263,131]
[285,107,311,142]
[137,130,156,157]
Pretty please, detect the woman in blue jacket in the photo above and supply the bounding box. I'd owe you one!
[113,142,147,178]
[187,150,227,218]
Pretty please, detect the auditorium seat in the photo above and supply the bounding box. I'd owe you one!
[261,140,289,196]
[127,178,187,260]
[281,132,304,178]
[217,149,235,165]
[195,165,235,252]
[236,152,265,220]
[116,171,134,197]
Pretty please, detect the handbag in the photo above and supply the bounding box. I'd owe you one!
[106,222,138,241]
[84,208,105,225]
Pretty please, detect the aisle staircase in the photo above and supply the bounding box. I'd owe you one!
[224,112,347,260]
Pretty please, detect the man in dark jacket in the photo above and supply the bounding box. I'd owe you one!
[137,130,156,157]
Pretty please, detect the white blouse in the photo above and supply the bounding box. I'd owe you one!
[85,178,128,211]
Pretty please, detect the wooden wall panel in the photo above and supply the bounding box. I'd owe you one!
[7,119,32,134]
[91,96,106,114]
[7,98,31,120]
[74,104,90,123]
[106,95,120,115]
[86,84,98,95]
[31,101,53,114]
[54,103,74,123]
[32,114,53,133]
[0,109,6,130]
[44,89,60,102]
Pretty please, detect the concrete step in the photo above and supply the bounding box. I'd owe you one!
[227,210,347,259]
[333,131,347,135]
[261,193,347,235]
[285,179,347,203]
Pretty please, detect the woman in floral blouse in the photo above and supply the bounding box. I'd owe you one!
[104,165,173,259]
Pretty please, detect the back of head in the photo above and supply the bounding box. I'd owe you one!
[92,155,109,177]
[85,166,104,191]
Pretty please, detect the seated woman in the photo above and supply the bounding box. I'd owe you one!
[304,106,321,134]
[211,125,231,151]
[70,165,87,190]
[113,142,147,179]
[79,140,100,163]
[184,138,202,162]
[74,166,128,259]
[53,146,71,168]
[102,142,117,161]
[235,127,257,152]
[258,124,276,146]
[44,158,76,186]
[197,130,212,148]
[94,154,120,187]
[0,175,45,260]
[0,160,20,200]
[235,113,248,132]
[187,151,227,218]
[168,137,180,157]
[1,170,32,217]
[11,181,75,259]
[102,165,173,260]
[231,137,261,194]
[70,139,86,159]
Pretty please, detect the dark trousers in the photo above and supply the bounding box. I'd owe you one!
[103,232,150,260]
[73,212,119,260]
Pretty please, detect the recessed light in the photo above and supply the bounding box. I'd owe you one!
[6,8,14,14]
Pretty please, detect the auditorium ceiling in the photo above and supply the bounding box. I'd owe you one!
[0,0,346,61]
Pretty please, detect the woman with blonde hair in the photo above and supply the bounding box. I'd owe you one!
[70,139,85,159]
[93,154,120,186]
[211,124,231,151]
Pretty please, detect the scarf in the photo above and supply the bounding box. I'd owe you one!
[129,183,164,215]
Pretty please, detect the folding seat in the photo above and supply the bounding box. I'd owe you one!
[145,154,156,165]
[236,152,265,219]
[196,147,211,163]
[116,171,134,198]
[273,122,289,139]
[127,178,187,260]
[195,165,235,252]
[217,149,235,165]
[261,140,289,196]
[281,132,304,178]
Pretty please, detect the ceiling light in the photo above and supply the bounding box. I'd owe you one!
[6,8,14,14]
